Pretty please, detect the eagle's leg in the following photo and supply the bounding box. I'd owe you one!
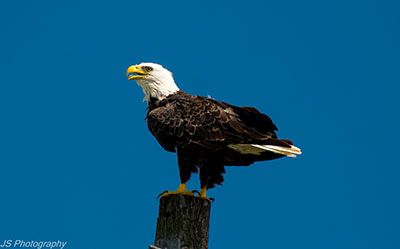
[199,162,224,200]
[199,167,211,200]
[200,185,208,199]
[177,183,187,193]
[158,148,196,197]
[175,183,194,195]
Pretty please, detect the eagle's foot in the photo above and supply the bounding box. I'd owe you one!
[199,186,207,199]
[196,186,214,202]
[158,183,195,199]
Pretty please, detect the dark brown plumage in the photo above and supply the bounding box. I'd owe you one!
[147,91,294,189]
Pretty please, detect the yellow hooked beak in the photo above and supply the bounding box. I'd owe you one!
[126,65,147,80]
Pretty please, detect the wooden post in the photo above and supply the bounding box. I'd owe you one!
[150,195,212,249]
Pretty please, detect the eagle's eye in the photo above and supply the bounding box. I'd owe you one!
[142,66,153,73]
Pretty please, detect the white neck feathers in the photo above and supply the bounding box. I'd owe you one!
[136,69,180,101]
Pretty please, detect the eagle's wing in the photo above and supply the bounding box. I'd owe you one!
[147,94,286,151]
[210,99,280,143]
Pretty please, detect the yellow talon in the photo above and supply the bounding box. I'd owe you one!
[177,183,187,193]
[159,183,194,198]
[200,186,207,199]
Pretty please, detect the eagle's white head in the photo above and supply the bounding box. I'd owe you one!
[126,62,180,101]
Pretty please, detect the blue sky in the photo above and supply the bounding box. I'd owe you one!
[1,0,399,248]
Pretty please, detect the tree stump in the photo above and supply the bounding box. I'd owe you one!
[152,195,212,249]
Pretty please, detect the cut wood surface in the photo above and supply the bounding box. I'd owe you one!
[152,195,212,249]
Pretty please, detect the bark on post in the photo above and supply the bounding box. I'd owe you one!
[151,195,212,249]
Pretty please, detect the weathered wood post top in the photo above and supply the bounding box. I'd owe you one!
[151,195,212,249]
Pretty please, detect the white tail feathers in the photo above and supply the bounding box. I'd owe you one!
[251,144,302,158]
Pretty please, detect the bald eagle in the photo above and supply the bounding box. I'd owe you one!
[127,62,301,199]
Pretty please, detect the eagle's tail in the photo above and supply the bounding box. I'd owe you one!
[251,144,302,158]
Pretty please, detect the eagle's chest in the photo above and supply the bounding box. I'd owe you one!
[146,101,188,151]
[145,94,223,152]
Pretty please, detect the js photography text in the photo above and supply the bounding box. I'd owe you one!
[0,240,67,249]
